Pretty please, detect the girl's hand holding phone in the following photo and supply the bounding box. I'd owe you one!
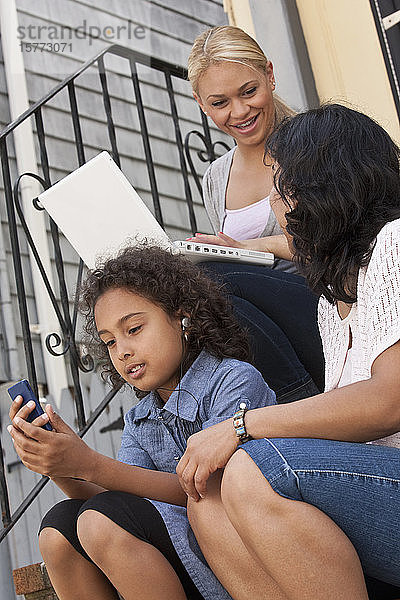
[7,398,94,479]
[9,392,51,430]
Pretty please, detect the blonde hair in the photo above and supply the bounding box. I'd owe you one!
[188,25,295,124]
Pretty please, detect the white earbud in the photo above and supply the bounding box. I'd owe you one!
[181,317,190,330]
[181,317,190,341]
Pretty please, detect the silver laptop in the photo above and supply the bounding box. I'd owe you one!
[38,151,274,269]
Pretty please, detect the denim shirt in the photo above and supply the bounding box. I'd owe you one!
[118,350,276,600]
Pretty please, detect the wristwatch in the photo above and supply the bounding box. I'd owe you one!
[233,402,250,444]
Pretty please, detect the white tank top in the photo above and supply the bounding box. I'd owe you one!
[223,196,270,240]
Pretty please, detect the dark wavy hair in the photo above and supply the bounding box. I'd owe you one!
[265,103,400,303]
[79,245,251,388]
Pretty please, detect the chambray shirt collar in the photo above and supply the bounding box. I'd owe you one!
[132,350,220,423]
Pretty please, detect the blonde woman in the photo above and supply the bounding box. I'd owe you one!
[187,25,294,268]
[186,26,324,403]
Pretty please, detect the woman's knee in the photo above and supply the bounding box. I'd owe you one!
[187,471,223,533]
[221,449,282,515]
[221,450,253,508]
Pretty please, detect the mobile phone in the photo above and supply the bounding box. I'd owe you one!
[7,379,52,431]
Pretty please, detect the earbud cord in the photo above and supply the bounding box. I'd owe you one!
[157,381,200,407]
[156,333,200,419]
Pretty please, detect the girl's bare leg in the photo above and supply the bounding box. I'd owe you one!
[220,450,369,600]
[188,471,288,600]
[77,510,188,600]
[39,527,119,600]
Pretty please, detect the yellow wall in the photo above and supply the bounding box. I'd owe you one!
[223,0,256,38]
[296,0,399,142]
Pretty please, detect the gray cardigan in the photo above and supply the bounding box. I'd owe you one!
[202,147,296,273]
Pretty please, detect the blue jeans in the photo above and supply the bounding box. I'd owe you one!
[242,437,400,592]
[200,263,324,402]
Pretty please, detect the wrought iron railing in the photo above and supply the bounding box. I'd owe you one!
[0,43,230,541]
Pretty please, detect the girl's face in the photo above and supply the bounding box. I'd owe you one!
[95,288,184,403]
[194,61,275,148]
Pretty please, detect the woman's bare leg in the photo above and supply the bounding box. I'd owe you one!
[77,510,188,600]
[221,450,369,600]
[188,471,288,600]
[39,527,118,600]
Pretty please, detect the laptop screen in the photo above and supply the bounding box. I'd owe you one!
[38,152,171,269]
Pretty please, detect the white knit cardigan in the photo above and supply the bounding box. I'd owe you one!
[318,218,400,447]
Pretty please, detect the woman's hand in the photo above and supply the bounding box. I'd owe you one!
[8,400,95,479]
[186,232,245,248]
[177,418,239,500]
[187,231,292,259]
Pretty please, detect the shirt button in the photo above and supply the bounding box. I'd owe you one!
[158,415,163,420]
[174,456,180,461]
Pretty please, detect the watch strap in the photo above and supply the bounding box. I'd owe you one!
[233,402,250,443]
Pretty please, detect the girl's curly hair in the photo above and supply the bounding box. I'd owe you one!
[79,245,251,387]
[265,103,400,304]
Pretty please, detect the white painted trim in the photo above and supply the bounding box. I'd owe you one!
[0,0,68,404]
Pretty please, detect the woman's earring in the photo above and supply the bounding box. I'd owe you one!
[181,317,190,341]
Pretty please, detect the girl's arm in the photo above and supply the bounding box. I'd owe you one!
[186,232,293,260]
[8,405,187,506]
[8,398,105,500]
[177,339,400,499]
[48,477,106,500]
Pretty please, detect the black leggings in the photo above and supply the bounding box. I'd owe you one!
[40,493,399,600]
[39,491,204,600]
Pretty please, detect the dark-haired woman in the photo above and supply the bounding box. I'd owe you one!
[177,104,400,600]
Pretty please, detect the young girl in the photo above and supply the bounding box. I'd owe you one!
[8,245,276,600]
